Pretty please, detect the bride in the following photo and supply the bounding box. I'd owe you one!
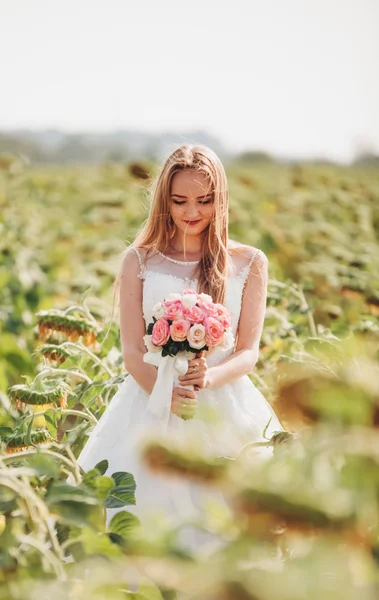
[68,144,285,546]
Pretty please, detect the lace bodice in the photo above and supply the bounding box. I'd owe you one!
[131,245,263,367]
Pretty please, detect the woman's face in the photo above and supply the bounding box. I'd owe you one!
[169,170,214,237]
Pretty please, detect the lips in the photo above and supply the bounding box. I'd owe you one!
[184,220,201,225]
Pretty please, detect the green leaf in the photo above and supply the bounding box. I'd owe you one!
[27,453,60,478]
[44,408,59,428]
[81,467,104,489]
[108,510,141,538]
[45,482,98,506]
[48,501,101,527]
[105,472,136,508]
[80,525,122,557]
[111,471,136,488]
[94,459,109,475]
[0,427,14,439]
[24,413,34,446]
[129,580,165,600]
[94,476,115,500]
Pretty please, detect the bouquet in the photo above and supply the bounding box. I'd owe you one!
[143,289,234,424]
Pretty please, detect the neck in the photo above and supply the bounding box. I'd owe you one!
[169,232,203,258]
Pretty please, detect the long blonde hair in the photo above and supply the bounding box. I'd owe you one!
[108,144,230,333]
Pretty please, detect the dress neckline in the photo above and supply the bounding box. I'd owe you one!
[156,250,200,265]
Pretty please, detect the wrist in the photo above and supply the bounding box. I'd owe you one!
[205,366,217,390]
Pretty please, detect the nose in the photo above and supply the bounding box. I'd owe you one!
[185,203,200,219]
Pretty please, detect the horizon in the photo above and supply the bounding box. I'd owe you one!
[3,125,376,165]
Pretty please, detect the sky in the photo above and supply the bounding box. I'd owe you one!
[0,0,378,162]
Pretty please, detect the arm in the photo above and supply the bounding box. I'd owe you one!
[119,248,158,395]
[206,249,269,389]
[120,248,197,414]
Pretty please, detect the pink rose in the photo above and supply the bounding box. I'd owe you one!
[201,301,219,317]
[170,319,190,342]
[214,304,232,328]
[205,317,225,347]
[217,313,232,329]
[183,288,197,295]
[184,305,206,324]
[164,300,184,321]
[151,318,170,346]
[215,303,226,316]
[187,324,206,350]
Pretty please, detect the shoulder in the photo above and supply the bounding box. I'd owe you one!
[120,246,148,278]
[228,240,268,272]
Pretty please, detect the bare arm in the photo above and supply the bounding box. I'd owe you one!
[119,248,158,395]
[205,249,268,389]
[120,248,197,414]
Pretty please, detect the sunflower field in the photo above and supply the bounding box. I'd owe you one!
[0,152,379,599]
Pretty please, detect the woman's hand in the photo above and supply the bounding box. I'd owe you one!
[178,352,209,391]
[171,386,198,419]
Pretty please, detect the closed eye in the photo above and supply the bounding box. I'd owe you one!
[172,198,213,205]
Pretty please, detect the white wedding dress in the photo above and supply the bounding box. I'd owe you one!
[67,245,285,551]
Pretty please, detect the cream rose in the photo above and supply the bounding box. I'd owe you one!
[220,330,235,350]
[152,302,165,319]
[187,323,206,350]
[198,292,213,304]
[181,293,198,309]
[166,292,182,301]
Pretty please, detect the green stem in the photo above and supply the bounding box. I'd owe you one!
[29,407,98,426]
[63,304,98,327]
[34,367,92,384]
[0,475,66,566]
[238,440,271,459]
[0,447,82,484]
[60,340,114,376]
[17,534,67,579]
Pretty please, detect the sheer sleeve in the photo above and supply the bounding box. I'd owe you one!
[235,248,269,359]
[129,246,147,280]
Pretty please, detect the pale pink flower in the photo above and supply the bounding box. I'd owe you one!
[217,312,232,329]
[184,304,206,324]
[163,300,184,321]
[213,303,232,329]
[201,301,219,318]
[183,288,197,295]
[151,318,170,346]
[170,319,191,342]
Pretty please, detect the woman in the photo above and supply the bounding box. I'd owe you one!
[70,144,285,548]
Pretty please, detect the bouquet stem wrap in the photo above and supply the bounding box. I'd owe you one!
[143,350,194,427]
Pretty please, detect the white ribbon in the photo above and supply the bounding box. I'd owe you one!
[143,350,194,426]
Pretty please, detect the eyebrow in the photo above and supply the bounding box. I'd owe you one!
[171,193,213,199]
